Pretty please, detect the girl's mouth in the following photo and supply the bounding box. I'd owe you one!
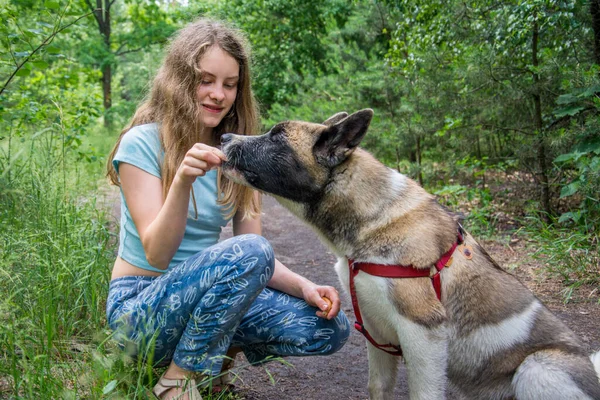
[203,104,224,114]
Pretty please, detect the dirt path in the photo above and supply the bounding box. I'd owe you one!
[225,196,600,400]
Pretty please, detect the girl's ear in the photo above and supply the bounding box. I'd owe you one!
[314,109,374,167]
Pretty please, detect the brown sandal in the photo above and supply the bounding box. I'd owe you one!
[152,375,203,400]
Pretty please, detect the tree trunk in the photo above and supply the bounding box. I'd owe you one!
[102,63,112,112]
[495,130,503,155]
[415,134,423,187]
[88,0,112,126]
[532,18,552,221]
[591,0,600,65]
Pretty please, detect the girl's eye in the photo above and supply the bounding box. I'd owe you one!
[201,80,212,85]
[225,83,238,89]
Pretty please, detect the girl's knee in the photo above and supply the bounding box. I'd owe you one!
[237,234,274,259]
[324,313,351,354]
[303,311,351,356]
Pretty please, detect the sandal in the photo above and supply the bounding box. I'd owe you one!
[199,359,237,393]
[152,375,203,400]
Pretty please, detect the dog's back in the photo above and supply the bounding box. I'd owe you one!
[438,235,600,399]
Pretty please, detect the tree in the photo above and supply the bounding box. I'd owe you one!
[80,0,178,125]
[385,0,589,218]
[84,0,113,115]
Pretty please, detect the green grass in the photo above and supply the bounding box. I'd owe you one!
[433,183,499,238]
[0,123,114,397]
[0,124,244,399]
[522,215,600,303]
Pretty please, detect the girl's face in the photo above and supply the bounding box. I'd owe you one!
[196,46,239,131]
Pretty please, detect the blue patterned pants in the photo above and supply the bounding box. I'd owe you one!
[106,234,350,376]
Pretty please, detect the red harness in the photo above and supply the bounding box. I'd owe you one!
[347,232,464,356]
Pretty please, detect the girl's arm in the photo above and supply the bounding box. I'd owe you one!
[233,199,341,320]
[120,143,226,269]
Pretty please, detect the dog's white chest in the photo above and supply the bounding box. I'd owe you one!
[334,257,401,345]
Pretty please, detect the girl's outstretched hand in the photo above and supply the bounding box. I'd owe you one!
[176,143,227,186]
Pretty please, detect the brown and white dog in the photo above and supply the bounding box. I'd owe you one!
[220,109,600,400]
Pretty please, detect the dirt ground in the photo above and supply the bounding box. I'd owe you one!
[221,196,600,400]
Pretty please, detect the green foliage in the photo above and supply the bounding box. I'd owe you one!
[1,0,599,394]
[553,118,600,231]
[212,0,353,110]
[434,183,497,237]
[0,120,114,397]
[523,217,599,303]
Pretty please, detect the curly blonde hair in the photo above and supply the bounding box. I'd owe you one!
[107,18,260,220]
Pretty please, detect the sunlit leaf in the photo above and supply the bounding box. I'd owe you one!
[44,1,60,10]
[102,380,118,395]
[559,182,580,198]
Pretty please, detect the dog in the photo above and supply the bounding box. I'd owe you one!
[220,109,600,400]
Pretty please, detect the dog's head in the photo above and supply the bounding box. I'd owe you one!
[220,109,373,203]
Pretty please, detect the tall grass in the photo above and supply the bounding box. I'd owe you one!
[0,122,117,397]
[523,214,600,303]
[0,123,259,398]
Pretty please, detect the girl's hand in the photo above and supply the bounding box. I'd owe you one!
[176,143,227,186]
[301,283,341,320]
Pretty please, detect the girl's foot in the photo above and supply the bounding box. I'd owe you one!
[152,375,203,400]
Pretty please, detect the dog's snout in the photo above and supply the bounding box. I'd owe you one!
[221,133,233,145]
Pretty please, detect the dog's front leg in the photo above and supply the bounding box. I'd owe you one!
[367,342,399,400]
[397,316,448,400]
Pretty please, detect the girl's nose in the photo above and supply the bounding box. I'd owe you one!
[210,85,225,102]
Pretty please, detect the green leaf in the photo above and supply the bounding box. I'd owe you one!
[556,93,579,105]
[46,46,61,54]
[554,153,575,163]
[102,380,118,395]
[553,106,585,118]
[558,211,580,224]
[32,61,49,69]
[15,68,31,77]
[573,139,600,155]
[580,85,600,98]
[44,1,60,9]
[559,182,580,198]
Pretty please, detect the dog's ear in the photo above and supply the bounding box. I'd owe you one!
[314,109,374,167]
[322,112,349,127]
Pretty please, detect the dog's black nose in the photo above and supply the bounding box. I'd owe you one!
[221,133,233,144]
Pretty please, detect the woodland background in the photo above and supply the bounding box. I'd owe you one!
[0,0,599,398]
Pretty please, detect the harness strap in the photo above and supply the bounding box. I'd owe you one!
[348,230,465,356]
[349,262,404,356]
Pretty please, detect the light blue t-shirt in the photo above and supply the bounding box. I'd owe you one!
[112,123,231,273]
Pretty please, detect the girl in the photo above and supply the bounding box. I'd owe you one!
[105,18,350,400]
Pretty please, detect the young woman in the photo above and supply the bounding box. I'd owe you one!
[105,18,350,400]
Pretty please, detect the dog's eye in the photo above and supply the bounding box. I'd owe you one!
[270,124,286,136]
[270,127,283,141]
